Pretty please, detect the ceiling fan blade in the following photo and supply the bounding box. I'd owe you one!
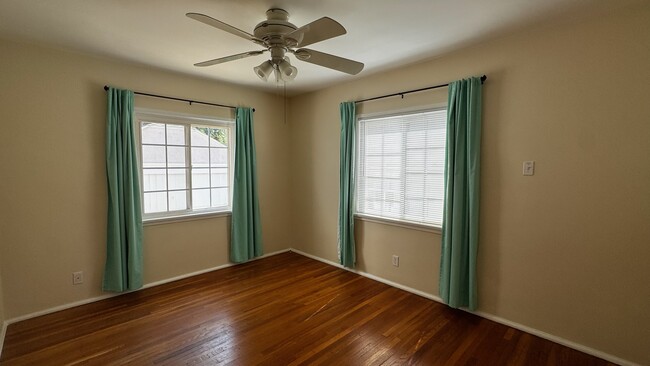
[285,17,346,47]
[295,49,364,75]
[186,12,260,43]
[194,50,265,67]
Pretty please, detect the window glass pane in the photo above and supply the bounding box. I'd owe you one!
[168,168,187,190]
[166,124,185,146]
[191,147,209,168]
[210,148,228,167]
[191,127,210,147]
[366,134,383,154]
[192,189,210,209]
[141,123,165,144]
[169,190,188,211]
[211,188,228,207]
[425,173,444,200]
[425,199,444,226]
[406,149,425,173]
[192,168,210,188]
[365,156,383,177]
[406,129,426,149]
[142,145,166,168]
[209,128,228,147]
[383,200,402,218]
[167,146,186,168]
[365,199,382,215]
[142,169,166,192]
[427,128,445,148]
[405,173,424,199]
[404,199,424,221]
[383,131,402,154]
[429,148,445,170]
[144,192,167,213]
[383,155,401,179]
[210,168,228,187]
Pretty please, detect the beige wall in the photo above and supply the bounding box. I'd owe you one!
[0,39,291,319]
[289,3,650,365]
[0,3,649,364]
[0,270,4,326]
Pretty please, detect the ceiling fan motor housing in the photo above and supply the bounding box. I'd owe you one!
[254,8,299,63]
[253,9,297,40]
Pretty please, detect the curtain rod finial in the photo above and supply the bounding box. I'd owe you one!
[104,85,109,91]
[480,75,487,84]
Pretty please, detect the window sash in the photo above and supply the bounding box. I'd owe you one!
[356,107,446,228]
[136,111,234,221]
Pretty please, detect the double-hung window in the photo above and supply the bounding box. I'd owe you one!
[137,110,234,221]
[356,107,447,228]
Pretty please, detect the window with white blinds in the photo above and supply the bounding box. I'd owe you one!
[356,107,447,228]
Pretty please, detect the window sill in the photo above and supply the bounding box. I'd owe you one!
[143,211,231,226]
[354,214,442,234]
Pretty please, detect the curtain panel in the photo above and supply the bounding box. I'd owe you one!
[439,77,483,310]
[338,102,357,268]
[231,107,263,263]
[103,87,144,292]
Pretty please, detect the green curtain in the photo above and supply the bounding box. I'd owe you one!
[231,107,263,263]
[338,102,356,268]
[439,77,483,310]
[103,87,143,292]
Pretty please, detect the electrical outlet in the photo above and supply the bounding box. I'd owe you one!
[72,271,83,285]
[392,255,399,267]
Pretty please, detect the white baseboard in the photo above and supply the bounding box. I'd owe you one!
[0,247,638,366]
[288,249,639,366]
[0,321,7,358]
[471,310,638,366]
[4,249,291,326]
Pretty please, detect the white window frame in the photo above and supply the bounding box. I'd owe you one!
[135,108,235,224]
[354,104,447,232]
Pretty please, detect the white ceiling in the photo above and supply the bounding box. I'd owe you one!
[0,0,636,95]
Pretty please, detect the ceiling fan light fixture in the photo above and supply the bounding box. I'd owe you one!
[278,58,298,81]
[254,60,274,81]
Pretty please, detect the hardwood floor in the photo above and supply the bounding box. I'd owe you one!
[1,251,616,365]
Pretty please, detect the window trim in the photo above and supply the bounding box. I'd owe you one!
[135,108,235,223]
[355,103,447,230]
[354,213,441,234]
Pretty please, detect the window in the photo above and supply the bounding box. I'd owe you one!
[137,110,234,220]
[356,107,447,228]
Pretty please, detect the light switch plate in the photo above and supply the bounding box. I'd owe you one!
[523,161,535,176]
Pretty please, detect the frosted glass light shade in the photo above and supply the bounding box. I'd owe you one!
[254,61,274,81]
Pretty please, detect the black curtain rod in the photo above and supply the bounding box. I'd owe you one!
[355,75,487,104]
[103,86,254,112]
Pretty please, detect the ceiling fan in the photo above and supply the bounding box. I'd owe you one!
[186,9,364,82]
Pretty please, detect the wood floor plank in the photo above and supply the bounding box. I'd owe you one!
[0,252,617,365]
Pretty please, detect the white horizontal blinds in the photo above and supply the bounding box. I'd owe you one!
[357,108,447,227]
